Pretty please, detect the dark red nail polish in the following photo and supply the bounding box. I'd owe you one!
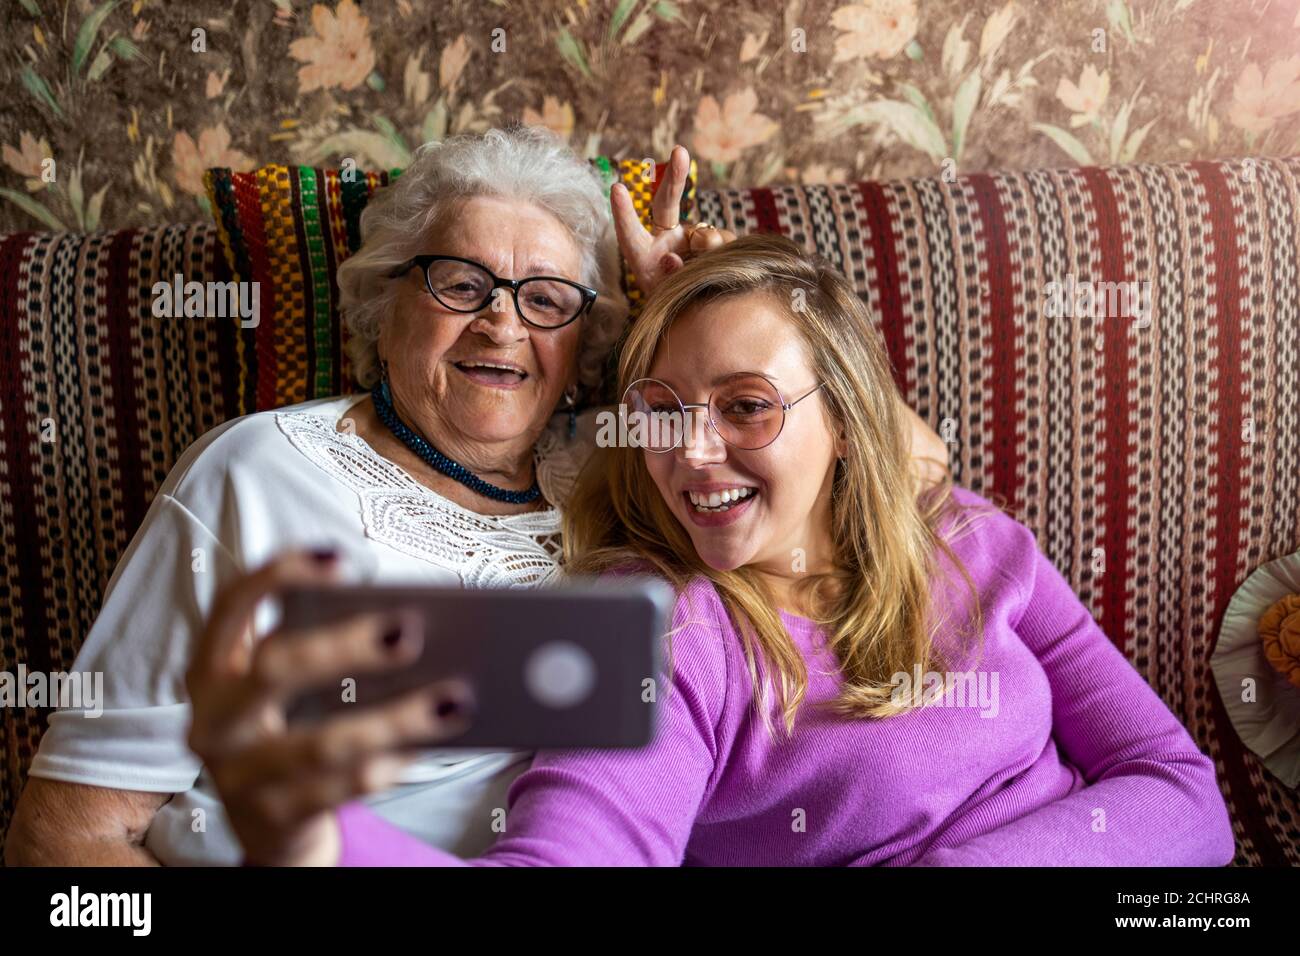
[434,688,474,720]
[309,547,338,564]
[380,625,403,649]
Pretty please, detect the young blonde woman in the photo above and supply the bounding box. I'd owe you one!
[206,235,1235,866]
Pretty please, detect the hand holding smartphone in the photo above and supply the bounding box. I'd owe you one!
[281,578,672,750]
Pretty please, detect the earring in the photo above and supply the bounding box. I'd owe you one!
[379,358,392,405]
[564,386,579,439]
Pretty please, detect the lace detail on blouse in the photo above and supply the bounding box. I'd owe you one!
[275,399,595,589]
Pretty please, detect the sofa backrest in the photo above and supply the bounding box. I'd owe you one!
[1,156,1297,861]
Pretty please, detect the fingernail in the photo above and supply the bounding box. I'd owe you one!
[661,255,676,271]
[381,610,422,651]
[309,547,338,564]
[433,683,475,720]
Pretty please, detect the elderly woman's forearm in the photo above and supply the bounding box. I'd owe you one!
[7,837,163,867]
[5,779,166,867]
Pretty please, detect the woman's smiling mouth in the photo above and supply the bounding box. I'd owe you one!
[453,359,529,387]
[682,485,759,527]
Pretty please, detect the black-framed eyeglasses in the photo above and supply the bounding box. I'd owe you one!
[621,373,826,452]
[387,254,598,330]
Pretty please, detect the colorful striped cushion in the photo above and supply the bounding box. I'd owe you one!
[1,157,1297,864]
[203,157,695,413]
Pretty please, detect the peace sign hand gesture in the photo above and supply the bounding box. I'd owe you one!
[611,145,738,299]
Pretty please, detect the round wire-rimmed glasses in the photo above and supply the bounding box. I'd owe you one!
[620,373,826,453]
[387,254,599,329]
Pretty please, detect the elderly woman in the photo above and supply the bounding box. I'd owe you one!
[5,128,943,866]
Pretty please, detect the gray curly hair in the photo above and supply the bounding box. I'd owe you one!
[337,126,627,398]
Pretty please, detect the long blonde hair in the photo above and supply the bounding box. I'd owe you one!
[564,234,984,735]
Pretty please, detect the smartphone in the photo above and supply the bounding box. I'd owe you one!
[280,577,673,749]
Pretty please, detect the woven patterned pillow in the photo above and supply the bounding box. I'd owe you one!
[204,155,694,416]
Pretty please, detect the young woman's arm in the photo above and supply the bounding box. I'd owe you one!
[913,545,1235,867]
[335,609,728,867]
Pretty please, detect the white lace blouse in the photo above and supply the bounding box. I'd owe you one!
[28,394,597,865]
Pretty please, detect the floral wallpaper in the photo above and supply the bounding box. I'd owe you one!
[3,0,1300,233]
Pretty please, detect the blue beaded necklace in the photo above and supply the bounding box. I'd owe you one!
[371,379,542,505]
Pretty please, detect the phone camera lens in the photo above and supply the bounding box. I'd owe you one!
[525,641,596,709]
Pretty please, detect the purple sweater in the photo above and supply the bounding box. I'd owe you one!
[336,487,1235,866]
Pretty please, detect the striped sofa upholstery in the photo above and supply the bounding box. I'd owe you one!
[1,156,1298,864]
